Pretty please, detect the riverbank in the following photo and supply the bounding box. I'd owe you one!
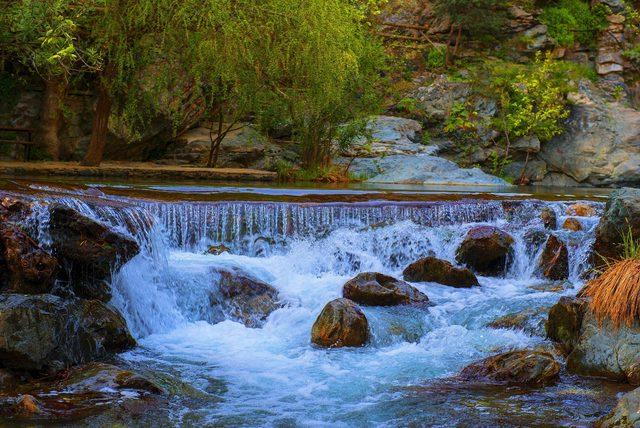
[0,161,277,181]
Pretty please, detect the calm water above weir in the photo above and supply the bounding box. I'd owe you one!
[3,178,629,426]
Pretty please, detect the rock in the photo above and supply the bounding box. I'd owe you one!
[537,235,569,280]
[600,387,640,428]
[455,226,514,276]
[566,308,640,381]
[0,224,57,294]
[0,294,135,371]
[3,395,46,418]
[511,135,541,153]
[487,307,549,336]
[311,298,369,348]
[212,269,281,328]
[49,363,164,395]
[205,244,231,255]
[539,173,582,187]
[539,81,640,186]
[545,296,586,353]
[0,196,32,222]
[343,116,434,158]
[349,154,510,186]
[48,204,140,301]
[504,160,547,182]
[592,188,640,264]
[402,257,479,288]
[567,203,595,217]
[343,272,429,306]
[457,349,560,387]
[540,207,557,229]
[521,24,552,52]
[0,369,16,392]
[406,75,471,123]
[562,218,583,232]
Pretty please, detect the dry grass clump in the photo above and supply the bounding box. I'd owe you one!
[582,259,640,328]
[582,226,640,328]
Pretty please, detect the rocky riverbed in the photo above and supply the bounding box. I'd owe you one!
[1,182,640,425]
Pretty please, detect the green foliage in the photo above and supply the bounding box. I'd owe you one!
[444,102,478,134]
[432,0,509,38]
[624,44,640,66]
[488,150,511,178]
[483,54,571,142]
[396,97,419,114]
[424,47,446,70]
[540,0,608,47]
[621,224,640,260]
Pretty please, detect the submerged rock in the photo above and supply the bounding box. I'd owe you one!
[0,294,135,371]
[457,349,560,387]
[311,298,369,348]
[48,204,140,302]
[402,257,478,288]
[0,224,57,294]
[455,226,514,276]
[205,244,231,255]
[600,387,640,428]
[212,269,281,328]
[537,235,569,280]
[592,187,640,265]
[343,272,429,306]
[487,307,549,336]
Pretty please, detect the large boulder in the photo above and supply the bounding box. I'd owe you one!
[592,188,640,265]
[455,226,514,276]
[402,257,479,288]
[537,235,569,280]
[0,294,135,371]
[539,81,640,186]
[0,224,57,294]
[342,272,429,306]
[211,269,282,328]
[457,349,560,387]
[48,204,140,301]
[311,298,369,348]
[600,387,640,428]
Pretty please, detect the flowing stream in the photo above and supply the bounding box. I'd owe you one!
[18,183,627,426]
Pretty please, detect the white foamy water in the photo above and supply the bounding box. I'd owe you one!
[26,194,604,425]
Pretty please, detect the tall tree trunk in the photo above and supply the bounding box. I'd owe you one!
[40,77,66,161]
[207,109,224,168]
[81,72,113,167]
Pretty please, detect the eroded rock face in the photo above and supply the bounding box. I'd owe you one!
[539,81,640,186]
[343,272,429,306]
[592,187,640,265]
[48,204,140,301]
[0,294,135,371]
[311,298,369,348]
[600,387,640,428]
[455,226,514,276]
[537,235,569,280]
[402,257,478,288]
[212,269,282,328]
[0,224,57,294]
[457,349,560,387]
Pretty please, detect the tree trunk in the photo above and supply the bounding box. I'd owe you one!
[207,109,224,168]
[40,77,66,161]
[81,74,113,167]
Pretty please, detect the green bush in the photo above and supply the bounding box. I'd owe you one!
[540,0,608,47]
[424,46,446,70]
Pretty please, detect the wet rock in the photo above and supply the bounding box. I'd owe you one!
[2,395,46,418]
[212,269,282,328]
[545,296,586,354]
[343,272,429,306]
[487,307,549,336]
[205,244,231,255]
[455,226,514,276]
[592,188,640,265]
[537,235,569,280]
[567,203,595,217]
[540,207,557,229]
[48,363,164,395]
[523,229,548,249]
[0,294,135,371]
[48,204,140,301]
[311,298,369,348]
[562,218,583,232]
[600,387,640,428]
[0,196,32,222]
[0,224,57,294]
[457,349,560,387]
[402,257,478,288]
[527,282,567,293]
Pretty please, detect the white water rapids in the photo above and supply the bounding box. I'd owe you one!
[28,194,605,426]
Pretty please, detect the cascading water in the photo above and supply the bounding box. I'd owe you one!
[23,190,612,426]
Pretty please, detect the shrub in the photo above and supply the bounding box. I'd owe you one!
[540,0,608,47]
